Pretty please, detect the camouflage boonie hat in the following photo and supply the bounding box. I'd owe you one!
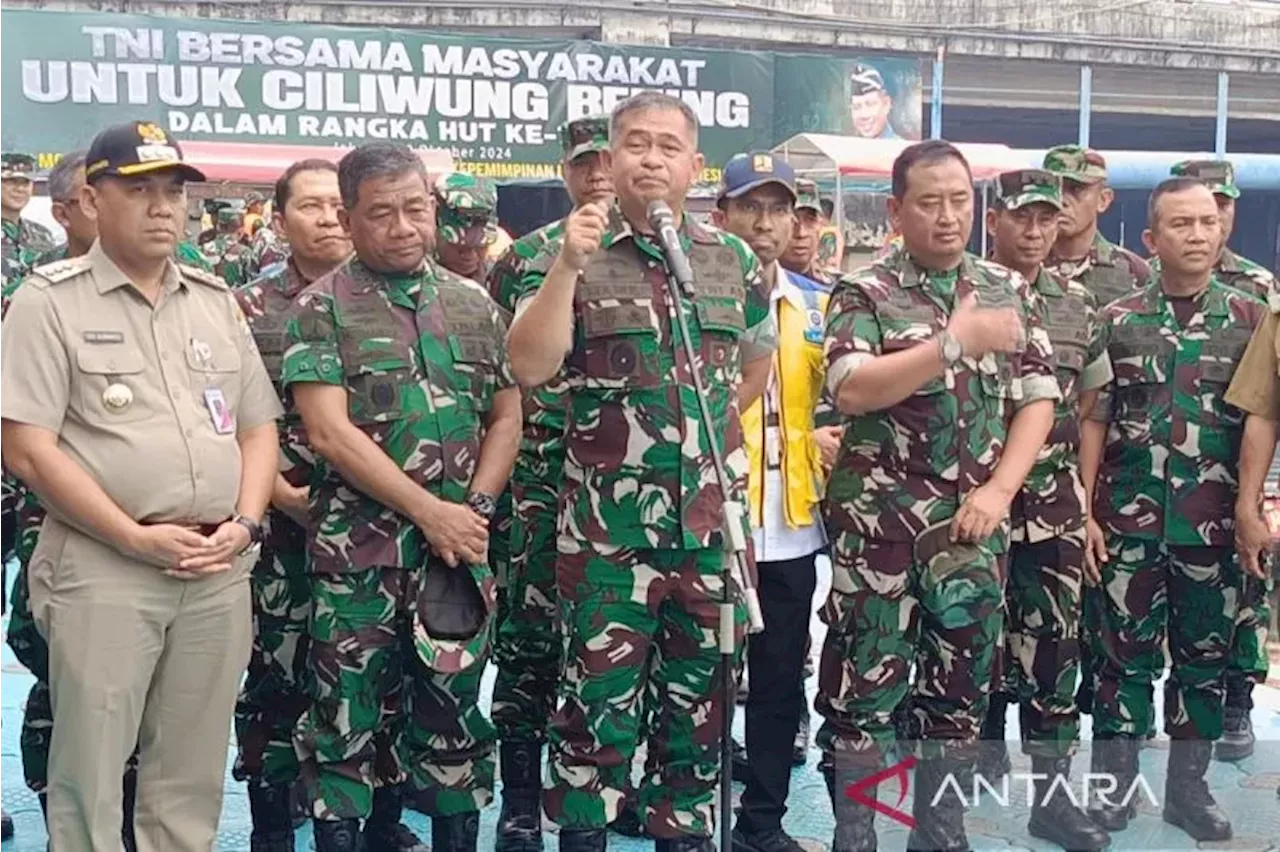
[914,520,999,599]
[993,168,1063,211]
[1043,144,1107,184]
[795,178,823,213]
[1171,159,1240,200]
[434,172,498,246]
[414,559,496,673]
[0,153,38,180]
[559,115,609,163]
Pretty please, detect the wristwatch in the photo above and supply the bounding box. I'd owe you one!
[233,514,265,547]
[937,330,964,366]
[466,492,497,521]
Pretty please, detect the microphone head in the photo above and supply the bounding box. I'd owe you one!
[647,199,674,229]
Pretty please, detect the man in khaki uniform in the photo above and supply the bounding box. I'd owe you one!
[0,120,282,852]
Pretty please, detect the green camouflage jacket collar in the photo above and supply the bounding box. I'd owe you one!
[896,251,980,290]
[1218,247,1248,275]
[1031,264,1067,298]
[1134,274,1231,319]
[1,219,19,241]
[601,204,721,252]
[346,256,444,309]
[1090,231,1124,267]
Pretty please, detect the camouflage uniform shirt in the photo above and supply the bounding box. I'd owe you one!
[823,252,1061,553]
[1046,232,1151,308]
[2,218,59,288]
[515,210,777,550]
[1089,276,1265,546]
[1011,267,1111,543]
[282,258,515,572]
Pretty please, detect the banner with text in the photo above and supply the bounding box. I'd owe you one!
[1,10,921,183]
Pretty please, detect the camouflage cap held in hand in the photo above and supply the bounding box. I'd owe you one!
[993,168,1063,211]
[434,172,498,246]
[0,153,38,180]
[1043,144,1107,184]
[414,558,496,673]
[795,178,823,213]
[559,115,609,163]
[1171,159,1240,200]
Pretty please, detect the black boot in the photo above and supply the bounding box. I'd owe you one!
[1,809,12,840]
[1027,756,1110,851]
[1088,736,1138,832]
[906,752,971,852]
[122,767,138,852]
[977,695,1011,782]
[314,819,366,852]
[497,742,545,851]
[559,828,608,851]
[364,786,428,852]
[823,760,878,852]
[247,781,297,852]
[1215,677,1255,762]
[291,781,309,828]
[656,837,715,852]
[432,813,480,852]
[1163,739,1232,842]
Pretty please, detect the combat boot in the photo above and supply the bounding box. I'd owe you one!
[364,786,428,852]
[432,812,480,852]
[1027,756,1110,851]
[1215,677,1255,762]
[497,741,544,851]
[655,836,715,852]
[314,819,366,852]
[122,766,138,852]
[559,828,607,851]
[1163,739,1232,842]
[823,759,878,852]
[977,695,1011,782]
[906,751,972,852]
[1087,736,1138,832]
[247,781,297,852]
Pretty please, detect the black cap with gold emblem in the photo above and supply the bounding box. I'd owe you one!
[85,121,207,184]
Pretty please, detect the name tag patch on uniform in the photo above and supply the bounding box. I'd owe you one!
[204,388,235,435]
[83,330,125,345]
[805,308,824,344]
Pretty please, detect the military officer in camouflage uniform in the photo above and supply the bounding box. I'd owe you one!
[1169,158,1276,762]
[821,141,1059,852]
[507,92,775,852]
[978,168,1111,851]
[1080,177,1262,841]
[284,143,521,852]
[205,205,250,286]
[780,179,834,288]
[1,153,59,288]
[232,159,352,852]
[1041,143,1153,720]
[485,115,613,852]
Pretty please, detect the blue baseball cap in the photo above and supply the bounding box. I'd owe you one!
[718,151,797,203]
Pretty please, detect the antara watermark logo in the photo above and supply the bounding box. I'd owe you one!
[844,755,1161,829]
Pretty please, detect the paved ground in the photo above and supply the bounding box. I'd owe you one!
[3,559,1278,851]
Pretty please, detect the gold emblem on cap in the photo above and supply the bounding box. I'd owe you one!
[753,154,773,172]
[103,382,134,411]
[137,123,168,144]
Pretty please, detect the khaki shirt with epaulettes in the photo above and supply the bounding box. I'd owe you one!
[0,242,283,528]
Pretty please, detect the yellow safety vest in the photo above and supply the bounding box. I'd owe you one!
[742,272,830,529]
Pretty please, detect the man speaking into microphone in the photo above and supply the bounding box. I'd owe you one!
[507,91,776,852]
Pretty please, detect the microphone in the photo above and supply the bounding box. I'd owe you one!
[647,199,695,295]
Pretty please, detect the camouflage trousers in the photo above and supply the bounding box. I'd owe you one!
[1093,535,1241,740]
[1075,585,1103,715]
[233,524,311,786]
[1228,573,1273,686]
[1003,530,1086,757]
[545,540,745,839]
[815,531,1004,765]
[294,566,495,821]
[492,472,561,743]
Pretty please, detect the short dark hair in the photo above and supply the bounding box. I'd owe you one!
[610,91,699,147]
[47,151,87,202]
[274,158,338,212]
[891,140,972,200]
[1147,176,1210,227]
[337,143,427,210]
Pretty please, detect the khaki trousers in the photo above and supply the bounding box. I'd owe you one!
[29,518,253,852]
